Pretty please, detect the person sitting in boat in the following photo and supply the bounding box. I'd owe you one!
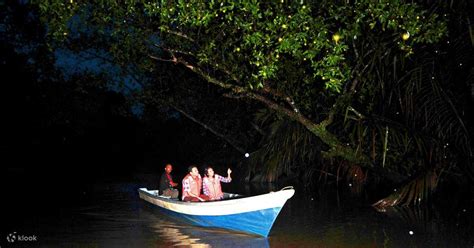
[159,163,179,199]
[203,166,232,201]
[182,165,209,202]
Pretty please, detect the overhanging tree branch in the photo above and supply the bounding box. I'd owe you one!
[150,53,370,165]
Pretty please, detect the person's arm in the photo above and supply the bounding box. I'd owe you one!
[170,175,178,187]
[218,169,232,183]
[182,177,190,193]
[216,175,231,183]
[202,178,210,196]
[159,174,167,194]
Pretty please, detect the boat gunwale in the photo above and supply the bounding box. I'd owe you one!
[138,187,294,207]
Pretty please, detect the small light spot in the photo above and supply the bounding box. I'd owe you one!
[394,189,397,192]
[402,32,410,41]
[245,153,250,158]
[432,76,435,80]
[349,183,352,187]
[409,231,414,235]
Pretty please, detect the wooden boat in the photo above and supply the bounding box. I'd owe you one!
[138,186,295,237]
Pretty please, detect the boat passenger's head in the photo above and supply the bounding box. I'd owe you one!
[188,165,199,177]
[205,166,215,177]
[165,164,173,174]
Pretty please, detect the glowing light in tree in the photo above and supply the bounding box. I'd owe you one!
[402,32,410,40]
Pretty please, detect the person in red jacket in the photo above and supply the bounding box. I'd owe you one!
[203,166,232,201]
[182,165,209,202]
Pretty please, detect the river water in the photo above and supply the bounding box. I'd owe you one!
[2,173,473,247]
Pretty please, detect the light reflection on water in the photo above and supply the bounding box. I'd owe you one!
[4,176,473,248]
[149,221,269,247]
[143,209,269,247]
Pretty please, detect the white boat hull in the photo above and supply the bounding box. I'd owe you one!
[138,187,294,237]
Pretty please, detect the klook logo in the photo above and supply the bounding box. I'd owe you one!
[6,231,38,243]
[6,232,16,242]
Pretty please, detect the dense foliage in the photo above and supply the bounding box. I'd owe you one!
[32,0,473,207]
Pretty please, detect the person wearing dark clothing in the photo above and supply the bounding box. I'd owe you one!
[159,164,179,199]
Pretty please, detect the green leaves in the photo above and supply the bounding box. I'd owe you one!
[36,0,447,95]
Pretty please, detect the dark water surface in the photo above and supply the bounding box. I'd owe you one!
[2,173,473,248]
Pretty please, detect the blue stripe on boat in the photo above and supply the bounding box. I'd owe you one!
[159,205,283,237]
